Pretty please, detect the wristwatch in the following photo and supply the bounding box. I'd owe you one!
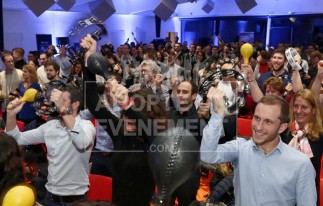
[60,107,72,116]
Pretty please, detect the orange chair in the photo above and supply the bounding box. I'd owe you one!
[88,174,112,202]
[237,118,252,138]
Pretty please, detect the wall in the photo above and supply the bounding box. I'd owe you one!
[3,10,181,56]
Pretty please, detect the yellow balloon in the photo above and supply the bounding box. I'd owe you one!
[240,43,254,64]
[2,185,35,206]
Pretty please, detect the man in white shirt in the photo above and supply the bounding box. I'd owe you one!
[6,85,96,205]
[0,52,23,114]
[37,52,51,89]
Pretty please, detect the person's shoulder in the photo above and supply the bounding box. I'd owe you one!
[37,65,45,72]
[282,143,311,163]
[31,82,41,89]
[259,70,272,79]
[15,68,23,74]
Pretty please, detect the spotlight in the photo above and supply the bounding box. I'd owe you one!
[289,17,296,23]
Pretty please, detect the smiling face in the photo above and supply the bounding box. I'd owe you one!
[252,103,287,152]
[270,52,286,72]
[292,96,315,128]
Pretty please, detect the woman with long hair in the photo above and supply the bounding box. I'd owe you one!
[17,64,42,130]
[68,62,83,87]
[283,89,323,205]
[0,133,25,202]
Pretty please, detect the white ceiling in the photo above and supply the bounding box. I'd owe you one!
[3,0,323,19]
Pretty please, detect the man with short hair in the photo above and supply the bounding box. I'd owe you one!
[6,85,96,205]
[46,62,60,81]
[52,46,72,79]
[129,59,169,109]
[12,47,27,69]
[258,49,291,93]
[37,52,51,89]
[168,80,206,205]
[201,91,317,206]
[0,52,23,114]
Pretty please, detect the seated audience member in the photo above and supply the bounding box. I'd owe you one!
[200,89,317,206]
[282,89,323,205]
[5,84,96,205]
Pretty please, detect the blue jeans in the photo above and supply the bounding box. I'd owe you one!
[45,192,87,206]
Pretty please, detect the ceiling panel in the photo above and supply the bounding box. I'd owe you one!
[3,0,323,18]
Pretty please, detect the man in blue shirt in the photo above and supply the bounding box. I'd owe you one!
[200,88,317,206]
[258,49,291,94]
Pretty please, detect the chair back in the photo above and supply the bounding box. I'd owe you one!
[17,120,25,132]
[237,118,252,138]
[88,174,112,202]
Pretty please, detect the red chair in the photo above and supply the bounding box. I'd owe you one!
[237,118,252,138]
[88,174,112,201]
[320,155,323,206]
[16,120,25,132]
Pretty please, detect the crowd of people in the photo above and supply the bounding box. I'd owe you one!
[0,33,322,206]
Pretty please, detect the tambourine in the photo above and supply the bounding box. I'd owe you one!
[67,16,107,65]
[33,80,67,118]
[198,69,249,113]
[285,47,302,71]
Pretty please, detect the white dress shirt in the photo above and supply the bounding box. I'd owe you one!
[6,115,96,195]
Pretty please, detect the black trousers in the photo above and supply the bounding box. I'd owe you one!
[90,150,113,177]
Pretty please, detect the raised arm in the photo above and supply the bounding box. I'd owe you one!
[200,87,240,164]
[240,63,264,103]
[311,60,323,97]
[291,70,303,93]
[81,35,122,139]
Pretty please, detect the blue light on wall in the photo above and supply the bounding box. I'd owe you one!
[237,20,248,33]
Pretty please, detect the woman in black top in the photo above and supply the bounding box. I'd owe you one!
[282,89,323,205]
[83,37,168,205]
